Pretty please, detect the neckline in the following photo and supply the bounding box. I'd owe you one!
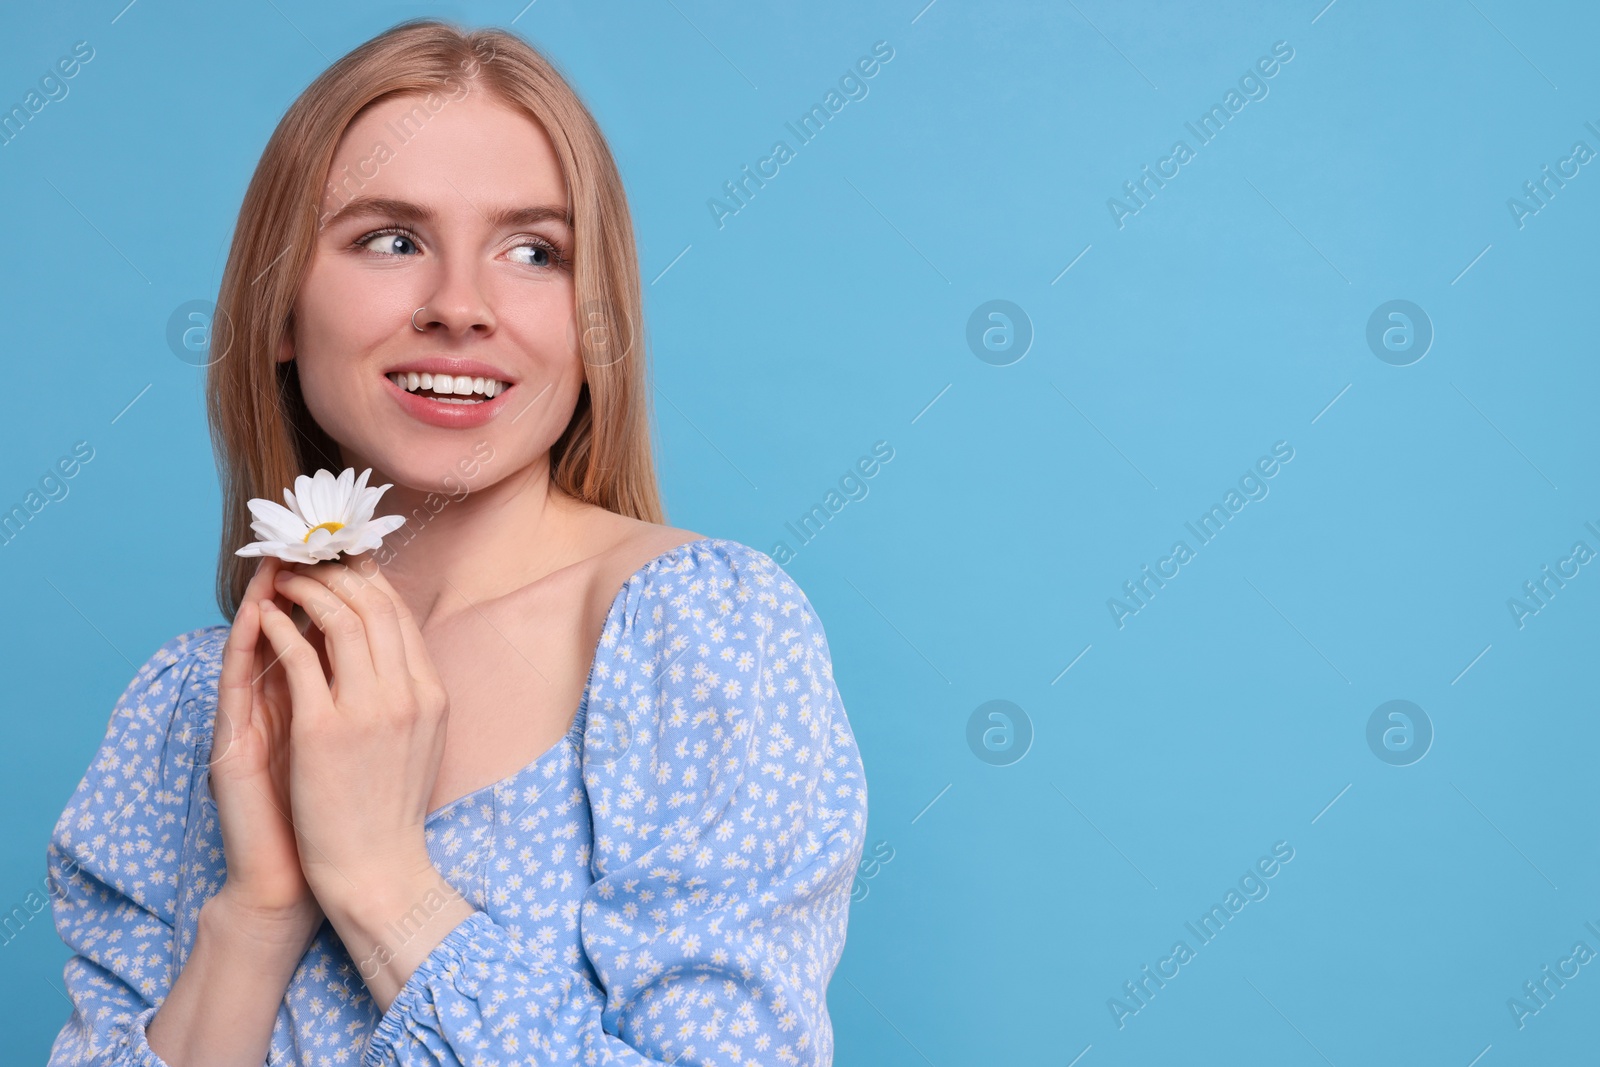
[421,534,720,824]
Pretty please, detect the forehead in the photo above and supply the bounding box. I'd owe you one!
[321,90,567,215]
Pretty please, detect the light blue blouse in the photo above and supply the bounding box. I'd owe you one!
[46,537,869,1065]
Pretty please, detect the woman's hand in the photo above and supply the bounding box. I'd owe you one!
[255,555,473,1009]
[210,556,324,944]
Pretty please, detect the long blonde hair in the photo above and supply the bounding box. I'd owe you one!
[207,17,660,620]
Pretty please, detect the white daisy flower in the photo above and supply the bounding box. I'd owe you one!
[234,467,408,564]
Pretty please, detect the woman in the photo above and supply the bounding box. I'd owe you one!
[46,18,868,1066]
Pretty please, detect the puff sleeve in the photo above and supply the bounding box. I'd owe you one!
[363,541,870,1066]
[45,627,225,1067]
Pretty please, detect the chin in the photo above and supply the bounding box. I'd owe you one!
[395,441,501,500]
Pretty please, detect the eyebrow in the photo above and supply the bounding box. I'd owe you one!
[320,194,572,232]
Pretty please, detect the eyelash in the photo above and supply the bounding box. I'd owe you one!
[353,225,571,271]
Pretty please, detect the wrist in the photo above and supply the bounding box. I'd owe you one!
[318,863,476,1012]
[309,846,440,922]
[322,861,471,943]
[202,889,323,964]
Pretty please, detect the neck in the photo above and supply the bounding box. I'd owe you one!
[345,451,587,629]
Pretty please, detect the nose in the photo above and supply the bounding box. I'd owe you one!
[414,257,496,337]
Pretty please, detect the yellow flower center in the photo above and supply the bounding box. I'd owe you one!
[303,520,345,542]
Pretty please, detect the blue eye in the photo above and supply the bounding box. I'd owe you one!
[508,239,565,270]
[359,229,419,256]
[352,227,568,270]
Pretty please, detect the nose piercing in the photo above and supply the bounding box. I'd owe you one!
[412,307,426,331]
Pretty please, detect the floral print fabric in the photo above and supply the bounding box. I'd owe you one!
[46,537,868,1066]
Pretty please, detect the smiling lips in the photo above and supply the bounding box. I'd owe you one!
[383,370,517,428]
[386,370,510,402]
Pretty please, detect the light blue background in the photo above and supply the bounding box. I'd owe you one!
[3,1,1597,1063]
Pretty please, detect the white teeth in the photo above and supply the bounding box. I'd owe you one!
[387,371,510,401]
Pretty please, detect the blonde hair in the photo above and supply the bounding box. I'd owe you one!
[206,17,660,620]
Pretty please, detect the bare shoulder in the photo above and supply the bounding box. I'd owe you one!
[576,507,706,610]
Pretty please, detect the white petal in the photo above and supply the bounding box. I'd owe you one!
[310,469,340,524]
[291,474,319,522]
[248,516,303,542]
[246,498,310,541]
[313,527,361,556]
[349,469,375,516]
[367,513,408,536]
[351,479,394,524]
[332,536,373,557]
[342,524,397,554]
[330,469,358,522]
[348,492,378,524]
[308,469,334,522]
[237,540,313,564]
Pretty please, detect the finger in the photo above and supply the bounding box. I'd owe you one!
[215,598,263,764]
[342,556,440,693]
[292,560,412,688]
[259,636,293,722]
[246,559,296,636]
[240,556,279,604]
[254,599,293,694]
[239,557,295,679]
[272,571,375,696]
[256,600,336,719]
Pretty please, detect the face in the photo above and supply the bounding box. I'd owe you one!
[282,89,581,494]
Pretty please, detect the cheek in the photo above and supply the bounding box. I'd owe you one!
[509,297,588,388]
[488,368,586,468]
[291,323,374,441]
[295,250,403,358]
[290,271,397,417]
[514,373,587,450]
[291,364,362,456]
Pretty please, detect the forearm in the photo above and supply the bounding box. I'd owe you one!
[145,892,317,1067]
